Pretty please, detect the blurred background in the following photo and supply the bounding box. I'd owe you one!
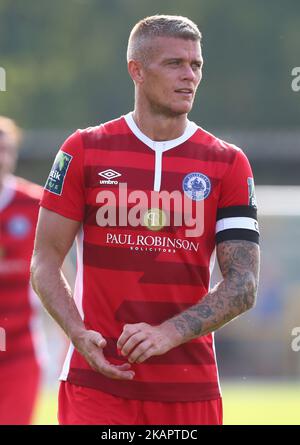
[0,0,300,424]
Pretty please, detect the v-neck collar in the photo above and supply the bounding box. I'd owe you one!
[124,112,198,152]
[123,113,198,192]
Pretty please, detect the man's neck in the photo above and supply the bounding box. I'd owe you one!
[132,108,188,142]
[0,174,14,194]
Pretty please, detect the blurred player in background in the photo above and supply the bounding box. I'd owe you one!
[0,116,45,424]
[31,15,260,425]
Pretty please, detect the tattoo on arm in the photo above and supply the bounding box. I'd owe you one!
[171,240,260,341]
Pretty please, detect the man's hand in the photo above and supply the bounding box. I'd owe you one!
[117,322,182,364]
[72,329,135,380]
[118,240,260,359]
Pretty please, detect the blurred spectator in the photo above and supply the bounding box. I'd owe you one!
[0,116,45,424]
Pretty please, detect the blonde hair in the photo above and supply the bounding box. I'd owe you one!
[0,116,22,148]
[127,15,202,64]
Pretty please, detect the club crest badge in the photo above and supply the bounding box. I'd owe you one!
[182,172,211,201]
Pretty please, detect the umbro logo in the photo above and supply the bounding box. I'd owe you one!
[99,169,121,180]
[98,169,122,185]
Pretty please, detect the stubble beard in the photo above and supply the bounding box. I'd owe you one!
[148,97,193,119]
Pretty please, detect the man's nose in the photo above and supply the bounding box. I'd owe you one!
[181,65,197,81]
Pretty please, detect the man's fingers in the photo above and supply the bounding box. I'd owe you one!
[119,332,146,356]
[127,340,153,363]
[99,361,135,380]
[117,323,146,350]
[75,329,135,380]
[89,330,107,348]
[87,342,135,380]
[117,329,134,350]
[134,347,156,364]
[115,363,132,371]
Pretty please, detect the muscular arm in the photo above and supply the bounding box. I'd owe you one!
[31,208,83,340]
[31,207,134,380]
[118,240,260,363]
[170,240,260,340]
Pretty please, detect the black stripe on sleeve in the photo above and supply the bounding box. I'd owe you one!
[217,205,257,221]
[216,228,260,245]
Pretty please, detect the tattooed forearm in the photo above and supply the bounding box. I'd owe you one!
[169,240,260,342]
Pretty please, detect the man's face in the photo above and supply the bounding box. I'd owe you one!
[139,37,203,116]
[0,136,18,185]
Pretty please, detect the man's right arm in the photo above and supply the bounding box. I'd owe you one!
[30,207,135,380]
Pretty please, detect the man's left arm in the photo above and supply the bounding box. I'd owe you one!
[118,239,260,363]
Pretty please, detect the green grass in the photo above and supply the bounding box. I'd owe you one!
[33,390,58,425]
[32,382,300,425]
[222,381,300,425]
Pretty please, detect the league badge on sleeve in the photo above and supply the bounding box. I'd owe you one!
[45,151,73,195]
[183,172,211,201]
[247,177,257,208]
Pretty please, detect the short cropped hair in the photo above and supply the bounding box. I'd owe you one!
[127,15,202,63]
[0,116,22,148]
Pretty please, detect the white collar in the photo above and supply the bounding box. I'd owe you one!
[124,112,198,152]
[0,175,16,212]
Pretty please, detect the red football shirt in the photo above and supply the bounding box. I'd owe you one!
[0,175,43,368]
[41,113,259,402]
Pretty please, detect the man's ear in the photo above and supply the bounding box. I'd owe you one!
[128,60,145,85]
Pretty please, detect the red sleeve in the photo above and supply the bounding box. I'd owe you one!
[218,147,256,209]
[40,130,85,221]
[216,147,259,244]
